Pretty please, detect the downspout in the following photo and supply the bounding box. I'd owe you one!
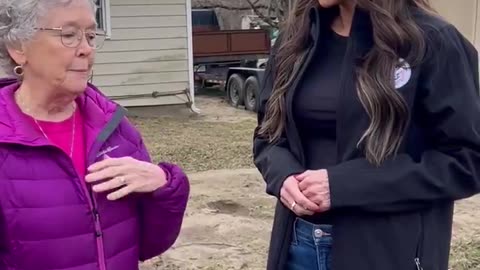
[186,0,201,113]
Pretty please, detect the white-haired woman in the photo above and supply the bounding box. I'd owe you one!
[0,1,190,269]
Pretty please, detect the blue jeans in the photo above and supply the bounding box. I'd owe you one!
[286,218,333,270]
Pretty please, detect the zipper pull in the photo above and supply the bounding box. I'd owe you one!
[92,208,99,220]
[415,257,423,270]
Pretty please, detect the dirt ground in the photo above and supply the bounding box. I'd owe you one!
[138,170,480,270]
[130,92,480,270]
[140,169,273,270]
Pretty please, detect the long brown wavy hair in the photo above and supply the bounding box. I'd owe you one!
[258,0,436,165]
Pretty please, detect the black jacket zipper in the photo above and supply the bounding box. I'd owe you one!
[415,213,425,270]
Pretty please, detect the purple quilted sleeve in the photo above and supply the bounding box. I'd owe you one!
[138,162,190,261]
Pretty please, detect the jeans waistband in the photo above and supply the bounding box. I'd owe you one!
[295,218,333,235]
[293,218,333,248]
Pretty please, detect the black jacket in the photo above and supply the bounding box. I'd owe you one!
[253,6,480,270]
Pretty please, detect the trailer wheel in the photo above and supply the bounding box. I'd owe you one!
[226,74,245,107]
[244,76,260,112]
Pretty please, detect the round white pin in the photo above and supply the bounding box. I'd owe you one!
[394,58,412,89]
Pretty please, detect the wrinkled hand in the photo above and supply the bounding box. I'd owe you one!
[85,156,167,200]
[297,169,331,212]
[280,175,321,216]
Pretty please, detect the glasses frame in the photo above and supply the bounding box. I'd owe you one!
[34,27,107,49]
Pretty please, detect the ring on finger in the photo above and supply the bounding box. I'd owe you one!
[118,176,127,185]
[290,201,297,211]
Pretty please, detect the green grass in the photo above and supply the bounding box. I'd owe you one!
[451,237,480,270]
[131,116,257,173]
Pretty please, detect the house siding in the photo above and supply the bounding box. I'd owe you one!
[92,0,191,107]
[433,0,478,45]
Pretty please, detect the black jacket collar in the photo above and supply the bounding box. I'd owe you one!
[308,5,374,59]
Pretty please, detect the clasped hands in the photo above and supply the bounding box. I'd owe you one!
[280,169,331,216]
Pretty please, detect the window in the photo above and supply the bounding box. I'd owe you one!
[95,0,111,38]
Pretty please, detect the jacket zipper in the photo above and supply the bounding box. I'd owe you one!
[80,178,107,270]
[415,258,423,270]
[85,106,126,270]
[52,150,107,270]
[0,106,126,270]
[22,144,107,270]
[0,138,108,270]
[92,203,107,270]
[414,213,425,270]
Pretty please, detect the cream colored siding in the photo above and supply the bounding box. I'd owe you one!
[110,5,186,16]
[93,72,188,86]
[92,0,190,107]
[110,28,187,40]
[432,0,480,83]
[433,0,478,43]
[94,61,187,75]
[100,39,186,52]
[95,50,188,64]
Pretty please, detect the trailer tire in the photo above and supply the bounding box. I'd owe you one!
[244,76,260,112]
[226,73,245,107]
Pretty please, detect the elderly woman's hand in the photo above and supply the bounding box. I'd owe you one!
[86,156,167,201]
[296,169,331,212]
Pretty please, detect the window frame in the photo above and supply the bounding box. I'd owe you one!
[95,0,112,39]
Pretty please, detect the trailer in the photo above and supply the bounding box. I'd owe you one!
[192,9,270,112]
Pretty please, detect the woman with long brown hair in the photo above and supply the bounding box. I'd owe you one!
[253,0,480,269]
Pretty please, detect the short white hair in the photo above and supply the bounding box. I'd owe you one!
[0,0,96,76]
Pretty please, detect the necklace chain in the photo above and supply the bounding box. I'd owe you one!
[16,93,76,158]
[34,112,76,158]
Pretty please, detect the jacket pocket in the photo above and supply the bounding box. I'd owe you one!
[414,213,425,270]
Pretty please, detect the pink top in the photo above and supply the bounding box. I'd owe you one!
[36,107,86,178]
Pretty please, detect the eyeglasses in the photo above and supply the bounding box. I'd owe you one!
[34,26,107,49]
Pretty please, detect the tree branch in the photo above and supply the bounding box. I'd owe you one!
[245,0,278,28]
[193,3,270,11]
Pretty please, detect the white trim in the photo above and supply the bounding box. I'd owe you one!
[103,0,112,39]
[186,0,199,112]
[475,0,478,45]
[96,0,112,39]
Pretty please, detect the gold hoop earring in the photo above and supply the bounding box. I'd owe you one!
[13,65,24,76]
[88,70,94,83]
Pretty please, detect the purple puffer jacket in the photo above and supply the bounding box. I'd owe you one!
[0,78,190,270]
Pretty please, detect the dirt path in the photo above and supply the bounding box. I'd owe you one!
[139,169,480,270]
[140,169,274,270]
[193,95,256,123]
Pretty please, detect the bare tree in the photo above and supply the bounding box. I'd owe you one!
[192,0,294,30]
[245,0,294,28]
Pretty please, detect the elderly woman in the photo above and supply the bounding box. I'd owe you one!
[0,0,189,269]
